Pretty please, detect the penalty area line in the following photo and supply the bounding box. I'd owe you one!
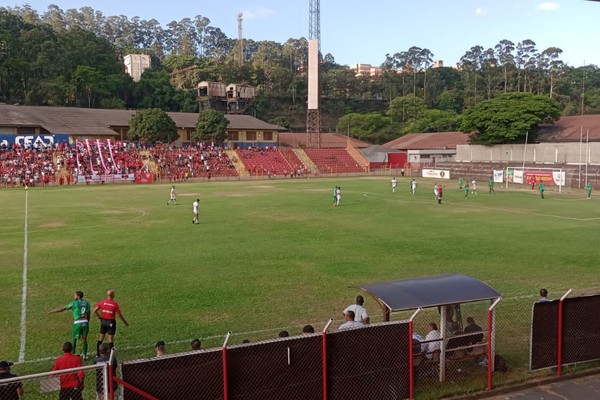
[19,190,29,363]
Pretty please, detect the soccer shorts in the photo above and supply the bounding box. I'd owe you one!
[72,322,89,339]
[100,318,117,335]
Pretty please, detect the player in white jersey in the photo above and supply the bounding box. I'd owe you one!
[192,198,199,224]
[411,179,417,195]
[471,178,477,195]
[391,177,397,193]
[167,186,177,205]
[336,187,342,206]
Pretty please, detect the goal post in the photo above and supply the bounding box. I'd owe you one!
[505,167,565,193]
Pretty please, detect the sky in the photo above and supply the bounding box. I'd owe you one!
[10,0,600,68]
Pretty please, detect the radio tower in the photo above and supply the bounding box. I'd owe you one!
[306,0,321,148]
[237,13,244,67]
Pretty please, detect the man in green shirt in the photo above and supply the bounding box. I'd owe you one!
[332,186,338,206]
[47,291,91,359]
[489,177,495,194]
[539,182,545,199]
[587,182,593,199]
[458,177,463,190]
[464,183,469,199]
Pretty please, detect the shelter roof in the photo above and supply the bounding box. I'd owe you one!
[354,274,501,312]
[536,114,600,142]
[278,132,371,148]
[361,144,404,155]
[384,132,469,150]
[0,105,284,136]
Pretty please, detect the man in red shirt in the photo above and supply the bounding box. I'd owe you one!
[93,290,129,357]
[51,342,84,400]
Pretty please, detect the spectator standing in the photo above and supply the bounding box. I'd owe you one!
[191,339,201,351]
[0,361,23,400]
[338,311,364,330]
[93,343,117,400]
[343,295,370,324]
[93,290,129,357]
[155,341,166,357]
[302,325,315,335]
[51,342,84,400]
[46,291,91,359]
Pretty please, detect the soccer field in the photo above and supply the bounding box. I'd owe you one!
[1,177,599,370]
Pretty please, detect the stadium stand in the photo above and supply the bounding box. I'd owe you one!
[237,147,302,177]
[304,149,366,174]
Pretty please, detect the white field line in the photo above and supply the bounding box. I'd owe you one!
[19,190,29,363]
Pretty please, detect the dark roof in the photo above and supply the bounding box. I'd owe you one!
[278,132,371,148]
[354,274,501,312]
[384,132,469,150]
[536,114,600,142]
[0,105,284,136]
[361,145,404,155]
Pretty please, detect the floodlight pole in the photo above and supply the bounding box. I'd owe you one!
[487,297,502,390]
[557,289,572,377]
[409,308,421,400]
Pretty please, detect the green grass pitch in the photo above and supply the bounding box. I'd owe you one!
[1,177,599,370]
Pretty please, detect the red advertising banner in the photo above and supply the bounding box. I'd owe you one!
[525,170,565,186]
[135,172,154,184]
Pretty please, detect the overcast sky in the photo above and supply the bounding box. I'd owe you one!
[12,0,600,68]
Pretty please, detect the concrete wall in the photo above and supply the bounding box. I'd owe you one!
[456,143,600,165]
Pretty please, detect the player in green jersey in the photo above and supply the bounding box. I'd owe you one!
[47,291,91,359]
[458,177,463,189]
[587,182,592,199]
[464,183,469,199]
[489,177,495,194]
[539,182,545,199]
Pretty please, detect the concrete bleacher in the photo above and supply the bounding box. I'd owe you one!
[237,148,295,176]
[304,149,366,174]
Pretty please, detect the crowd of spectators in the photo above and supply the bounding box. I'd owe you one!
[1,144,63,187]
[150,143,237,181]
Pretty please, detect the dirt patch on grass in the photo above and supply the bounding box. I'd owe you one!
[41,221,66,228]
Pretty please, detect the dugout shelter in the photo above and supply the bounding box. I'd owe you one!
[354,274,502,382]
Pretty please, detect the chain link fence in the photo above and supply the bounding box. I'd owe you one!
[7,291,600,399]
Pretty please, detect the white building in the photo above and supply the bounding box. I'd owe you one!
[124,54,151,82]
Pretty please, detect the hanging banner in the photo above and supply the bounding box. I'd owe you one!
[493,170,504,183]
[514,170,524,184]
[422,169,450,180]
[525,170,565,186]
[0,134,70,148]
[135,172,154,184]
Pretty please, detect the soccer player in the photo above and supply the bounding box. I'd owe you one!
[433,183,439,199]
[391,177,397,193]
[332,186,338,206]
[437,185,444,204]
[167,185,177,205]
[192,198,200,224]
[336,187,342,206]
[458,177,463,189]
[471,178,477,195]
[539,181,545,199]
[587,181,593,199]
[464,182,469,199]
[411,179,417,195]
[46,291,91,359]
[93,290,129,357]
[489,177,495,194]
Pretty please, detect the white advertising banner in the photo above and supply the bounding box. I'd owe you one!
[493,170,504,183]
[513,169,524,184]
[422,169,451,180]
[552,171,566,186]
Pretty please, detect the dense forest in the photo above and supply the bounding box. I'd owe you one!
[1,5,599,143]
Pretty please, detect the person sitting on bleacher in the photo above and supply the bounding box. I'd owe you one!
[422,322,442,359]
[463,317,484,344]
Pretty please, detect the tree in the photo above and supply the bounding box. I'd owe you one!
[193,109,229,144]
[460,92,560,144]
[404,109,462,133]
[336,112,392,143]
[128,108,178,143]
[387,94,426,124]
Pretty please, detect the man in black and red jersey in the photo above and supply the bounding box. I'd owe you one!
[93,290,129,357]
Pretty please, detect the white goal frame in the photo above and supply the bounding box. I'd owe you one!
[505,167,564,194]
